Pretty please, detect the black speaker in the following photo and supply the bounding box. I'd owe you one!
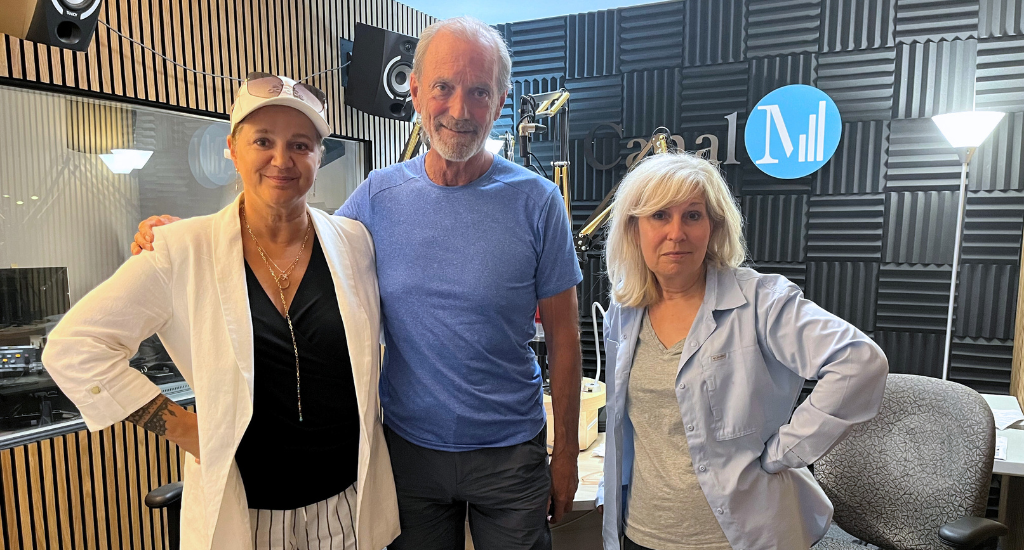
[345,23,418,121]
[0,0,102,52]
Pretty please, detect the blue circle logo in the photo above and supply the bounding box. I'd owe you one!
[744,85,842,179]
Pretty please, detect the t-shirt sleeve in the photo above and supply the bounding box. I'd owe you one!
[535,187,583,299]
[335,175,372,223]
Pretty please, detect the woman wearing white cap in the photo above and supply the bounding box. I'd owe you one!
[42,73,399,550]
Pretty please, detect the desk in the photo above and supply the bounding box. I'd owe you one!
[573,432,605,511]
[982,394,1024,549]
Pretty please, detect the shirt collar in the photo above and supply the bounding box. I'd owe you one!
[705,264,747,312]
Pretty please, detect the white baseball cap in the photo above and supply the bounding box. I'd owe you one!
[230,73,332,139]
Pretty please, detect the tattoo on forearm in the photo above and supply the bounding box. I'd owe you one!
[125,394,178,436]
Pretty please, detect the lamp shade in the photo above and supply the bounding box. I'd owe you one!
[99,149,153,174]
[932,111,1006,148]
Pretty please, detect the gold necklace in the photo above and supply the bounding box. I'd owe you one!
[240,202,313,422]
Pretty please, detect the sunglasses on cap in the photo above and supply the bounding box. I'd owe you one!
[241,72,328,113]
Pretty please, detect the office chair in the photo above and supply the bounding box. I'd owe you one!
[811,374,1007,550]
[146,481,184,550]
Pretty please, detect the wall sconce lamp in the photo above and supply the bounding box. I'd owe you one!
[99,149,153,174]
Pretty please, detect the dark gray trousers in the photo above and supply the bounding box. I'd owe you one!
[384,425,552,550]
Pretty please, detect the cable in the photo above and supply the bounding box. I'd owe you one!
[530,153,549,179]
[298,61,351,82]
[591,301,606,381]
[99,20,348,85]
[99,20,244,82]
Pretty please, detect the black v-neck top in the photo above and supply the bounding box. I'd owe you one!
[234,235,360,510]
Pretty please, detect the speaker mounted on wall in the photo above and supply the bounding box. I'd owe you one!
[345,23,417,121]
[0,0,102,52]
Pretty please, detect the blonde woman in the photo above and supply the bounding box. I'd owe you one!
[597,152,888,550]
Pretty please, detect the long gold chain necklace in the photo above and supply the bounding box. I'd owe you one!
[240,202,313,421]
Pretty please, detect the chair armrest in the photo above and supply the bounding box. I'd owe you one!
[938,517,1008,549]
[144,482,184,509]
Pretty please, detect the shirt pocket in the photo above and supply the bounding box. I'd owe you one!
[700,345,768,441]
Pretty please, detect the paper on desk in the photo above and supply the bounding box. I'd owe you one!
[996,436,1008,461]
[592,443,605,458]
[993,409,1024,430]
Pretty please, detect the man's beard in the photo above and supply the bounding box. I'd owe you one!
[425,114,492,162]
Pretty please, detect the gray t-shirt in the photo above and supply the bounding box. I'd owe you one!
[624,311,732,550]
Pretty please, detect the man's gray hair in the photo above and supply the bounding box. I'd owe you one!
[413,16,512,95]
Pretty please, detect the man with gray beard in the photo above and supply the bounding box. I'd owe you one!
[335,16,583,550]
[131,16,583,550]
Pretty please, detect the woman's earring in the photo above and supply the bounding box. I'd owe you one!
[234,169,240,192]
[312,178,317,197]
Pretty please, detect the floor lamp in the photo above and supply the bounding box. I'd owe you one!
[932,111,1005,380]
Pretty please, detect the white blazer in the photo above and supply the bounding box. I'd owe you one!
[42,195,400,550]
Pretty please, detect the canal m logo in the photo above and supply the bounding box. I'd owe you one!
[744,85,843,179]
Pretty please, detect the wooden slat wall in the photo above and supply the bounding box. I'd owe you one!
[1,405,194,550]
[0,0,435,170]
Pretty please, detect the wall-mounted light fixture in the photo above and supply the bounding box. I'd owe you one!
[99,149,153,174]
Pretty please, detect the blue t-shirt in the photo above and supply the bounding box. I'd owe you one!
[336,154,583,451]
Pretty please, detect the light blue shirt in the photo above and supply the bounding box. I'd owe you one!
[598,266,888,550]
[336,154,582,451]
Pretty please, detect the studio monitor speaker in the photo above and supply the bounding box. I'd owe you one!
[346,23,417,121]
[0,0,102,52]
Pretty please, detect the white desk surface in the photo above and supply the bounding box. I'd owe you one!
[573,433,605,511]
[982,394,1024,477]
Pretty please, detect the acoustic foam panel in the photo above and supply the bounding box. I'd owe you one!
[567,10,619,79]
[886,118,964,191]
[976,35,1024,111]
[961,191,1024,263]
[969,112,1024,192]
[745,0,822,58]
[743,194,808,262]
[883,191,961,264]
[815,121,890,194]
[679,62,748,132]
[821,0,895,52]
[893,0,979,43]
[807,195,886,260]
[617,1,685,72]
[747,54,818,114]
[893,39,977,119]
[874,330,945,377]
[684,0,744,67]
[508,16,567,79]
[752,262,808,290]
[876,264,953,332]
[623,69,682,137]
[806,261,880,331]
[980,0,1024,38]
[950,337,1014,394]
[816,47,897,121]
[955,263,1019,340]
[566,75,624,139]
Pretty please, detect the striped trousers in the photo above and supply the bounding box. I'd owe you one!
[249,483,358,550]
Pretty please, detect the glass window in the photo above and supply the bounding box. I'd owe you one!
[0,83,368,440]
